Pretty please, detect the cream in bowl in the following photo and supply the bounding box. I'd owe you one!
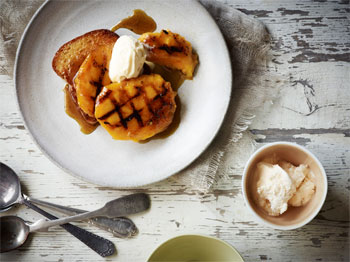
[242,142,327,230]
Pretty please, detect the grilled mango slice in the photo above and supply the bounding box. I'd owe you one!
[52,29,118,85]
[95,74,176,141]
[74,43,114,118]
[139,30,198,79]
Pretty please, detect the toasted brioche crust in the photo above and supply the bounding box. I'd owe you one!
[52,29,118,85]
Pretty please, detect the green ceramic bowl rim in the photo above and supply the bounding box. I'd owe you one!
[147,234,244,261]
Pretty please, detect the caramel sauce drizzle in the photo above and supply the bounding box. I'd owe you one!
[64,85,98,134]
[110,9,157,34]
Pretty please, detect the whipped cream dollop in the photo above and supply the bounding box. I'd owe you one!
[109,35,146,82]
[254,159,316,216]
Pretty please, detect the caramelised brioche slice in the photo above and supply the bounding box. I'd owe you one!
[95,74,176,141]
[52,29,118,85]
[139,30,198,79]
[74,42,114,118]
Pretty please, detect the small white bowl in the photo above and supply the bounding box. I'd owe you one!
[242,142,328,230]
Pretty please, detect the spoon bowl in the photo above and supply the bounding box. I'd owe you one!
[0,163,21,211]
[0,216,29,252]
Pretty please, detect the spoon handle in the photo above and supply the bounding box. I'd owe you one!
[29,193,150,231]
[27,196,138,238]
[22,199,116,257]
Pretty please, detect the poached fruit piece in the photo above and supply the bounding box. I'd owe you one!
[95,74,176,141]
[73,42,115,118]
[139,30,198,79]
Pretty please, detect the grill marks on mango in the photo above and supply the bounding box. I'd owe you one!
[95,74,176,141]
[97,89,143,128]
[139,30,198,79]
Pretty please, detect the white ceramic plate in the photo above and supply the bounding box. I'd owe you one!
[15,0,232,187]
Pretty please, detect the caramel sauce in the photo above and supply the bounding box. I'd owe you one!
[152,64,185,92]
[64,85,98,134]
[110,9,157,35]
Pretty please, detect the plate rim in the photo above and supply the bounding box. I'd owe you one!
[14,0,232,188]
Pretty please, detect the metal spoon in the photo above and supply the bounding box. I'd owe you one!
[0,164,151,222]
[0,193,150,252]
[0,163,116,256]
[0,163,150,253]
[25,196,138,238]
[1,215,106,253]
[20,192,150,229]
[0,162,138,238]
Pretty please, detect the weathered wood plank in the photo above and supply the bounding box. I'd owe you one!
[0,0,349,262]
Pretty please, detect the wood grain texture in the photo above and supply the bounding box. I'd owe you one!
[0,0,349,262]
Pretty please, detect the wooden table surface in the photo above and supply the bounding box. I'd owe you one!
[0,0,349,261]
